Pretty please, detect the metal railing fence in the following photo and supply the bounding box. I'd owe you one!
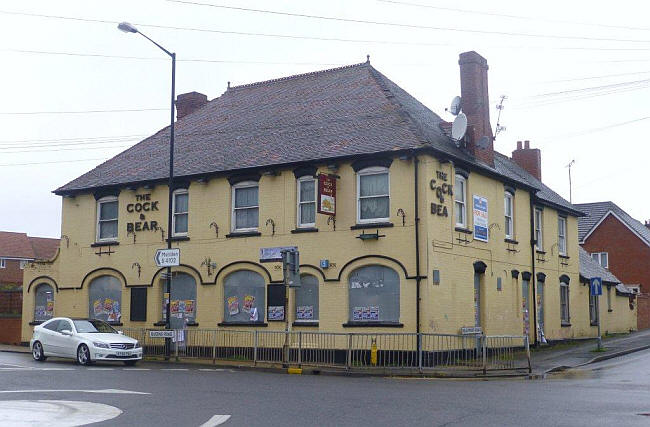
[118,327,531,374]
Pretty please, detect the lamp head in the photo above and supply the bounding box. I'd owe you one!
[117,22,138,33]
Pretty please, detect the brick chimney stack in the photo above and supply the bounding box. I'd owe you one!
[176,91,208,120]
[645,220,650,229]
[459,51,494,166]
[512,140,542,181]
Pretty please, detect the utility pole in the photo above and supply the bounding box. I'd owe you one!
[566,160,575,203]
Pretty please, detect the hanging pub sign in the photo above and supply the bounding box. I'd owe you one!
[473,195,489,242]
[317,174,336,216]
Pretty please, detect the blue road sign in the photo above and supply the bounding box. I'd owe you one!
[590,277,603,296]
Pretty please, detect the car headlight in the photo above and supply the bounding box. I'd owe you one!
[134,341,141,349]
[93,341,110,349]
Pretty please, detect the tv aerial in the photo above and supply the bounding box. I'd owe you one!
[451,112,468,141]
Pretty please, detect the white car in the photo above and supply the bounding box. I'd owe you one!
[30,317,142,366]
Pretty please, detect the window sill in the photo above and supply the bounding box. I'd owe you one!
[225,231,262,238]
[166,236,190,242]
[350,222,393,230]
[590,322,599,327]
[29,321,44,326]
[292,321,319,327]
[217,322,268,327]
[186,322,199,327]
[536,250,547,255]
[608,309,613,313]
[559,254,570,259]
[455,227,472,234]
[561,322,571,327]
[342,322,404,328]
[91,241,119,247]
[291,227,318,234]
[153,321,166,327]
[504,238,518,245]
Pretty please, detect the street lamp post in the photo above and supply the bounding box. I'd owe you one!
[118,22,176,356]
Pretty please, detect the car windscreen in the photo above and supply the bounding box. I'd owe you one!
[73,319,117,334]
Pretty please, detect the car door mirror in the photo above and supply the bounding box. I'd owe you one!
[118,331,124,335]
[60,329,73,336]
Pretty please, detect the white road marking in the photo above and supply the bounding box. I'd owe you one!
[0,389,150,395]
[161,368,189,371]
[0,362,33,368]
[0,400,122,426]
[122,368,150,371]
[0,367,76,371]
[87,368,114,371]
[198,369,226,372]
[199,414,231,426]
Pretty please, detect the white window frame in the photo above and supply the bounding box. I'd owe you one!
[591,252,608,269]
[231,181,259,232]
[172,189,189,237]
[504,191,514,239]
[454,175,467,228]
[534,208,544,251]
[557,216,567,256]
[296,176,316,228]
[0,258,5,268]
[96,196,119,242]
[356,167,390,224]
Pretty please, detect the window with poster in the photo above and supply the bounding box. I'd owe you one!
[34,283,54,322]
[222,270,265,324]
[347,265,400,324]
[161,272,196,327]
[88,275,122,324]
[294,274,319,323]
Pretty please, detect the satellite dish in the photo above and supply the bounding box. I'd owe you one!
[451,112,467,141]
[448,96,462,116]
[477,136,491,149]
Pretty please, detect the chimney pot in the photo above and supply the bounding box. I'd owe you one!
[524,140,530,149]
[176,91,208,120]
[517,141,522,150]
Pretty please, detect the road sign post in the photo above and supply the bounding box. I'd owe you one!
[590,277,603,350]
[155,248,180,360]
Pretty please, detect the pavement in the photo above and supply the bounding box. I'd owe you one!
[2,329,649,377]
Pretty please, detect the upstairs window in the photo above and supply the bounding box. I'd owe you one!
[96,197,118,242]
[454,175,467,228]
[172,189,189,236]
[558,216,567,256]
[534,208,544,251]
[232,182,259,232]
[297,176,316,228]
[357,167,390,223]
[0,258,5,268]
[504,191,514,239]
[591,252,608,269]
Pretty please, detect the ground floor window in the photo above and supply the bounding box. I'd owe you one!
[560,280,570,324]
[348,265,399,323]
[34,284,54,321]
[88,275,122,323]
[223,270,265,323]
[161,273,197,328]
[295,274,319,322]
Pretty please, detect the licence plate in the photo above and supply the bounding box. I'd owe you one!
[116,351,131,357]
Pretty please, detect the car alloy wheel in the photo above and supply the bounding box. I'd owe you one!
[77,344,91,366]
[32,342,45,362]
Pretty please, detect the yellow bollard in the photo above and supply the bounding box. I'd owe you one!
[370,338,378,366]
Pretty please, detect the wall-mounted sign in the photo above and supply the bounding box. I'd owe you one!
[126,193,160,233]
[473,195,489,242]
[259,246,298,263]
[317,174,336,216]
[430,170,452,217]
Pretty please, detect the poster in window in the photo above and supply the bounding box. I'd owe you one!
[297,305,313,320]
[185,300,195,315]
[227,296,239,315]
[112,300,120,318]
[35,306,46,318]
[178,300,186,314]
[93,300,103,316]
[353,307,363,321]
[170,300,179,314]
[361,306,370,320]
[317,174,336,216]
[249,307,258,321]
[369,306,379,321]
[243,295,255,313]
[472,195,489,242]
[103,298,113,314]
[268,306,285,321]
[46,300,54,313]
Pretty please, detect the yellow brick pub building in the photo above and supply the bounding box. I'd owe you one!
[22,51,635,346]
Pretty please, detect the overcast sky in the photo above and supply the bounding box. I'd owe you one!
[1,0,649,238]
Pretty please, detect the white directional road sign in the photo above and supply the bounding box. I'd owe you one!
[149,330,175,338]
[155,248,180,267]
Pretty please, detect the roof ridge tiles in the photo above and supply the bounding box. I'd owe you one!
[227,61,368,91]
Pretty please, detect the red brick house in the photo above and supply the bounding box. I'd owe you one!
[576,202,650,330]
[0,232,59,344]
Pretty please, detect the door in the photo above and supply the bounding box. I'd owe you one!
[537,281,545,342]
[39,320,60,356]
[53,319,75,358]
[522,280,530,337]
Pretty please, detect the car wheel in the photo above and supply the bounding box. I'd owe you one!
[77,344,92,366]
[32,342,46,362]
[123,360,137,367]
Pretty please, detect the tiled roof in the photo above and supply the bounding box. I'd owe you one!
[575,201,650,246]
[29,237,60,260]
[579,246,620,284]
[0,232,34,258]
[54,61,580,217]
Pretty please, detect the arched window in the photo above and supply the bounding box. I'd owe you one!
[88,275,122,323]
[295,274,319,322]
[34,283,54,322]
[162,272,197,328]
[223,270,265,323]
[560,276,570,325]
[348,265,399,323]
